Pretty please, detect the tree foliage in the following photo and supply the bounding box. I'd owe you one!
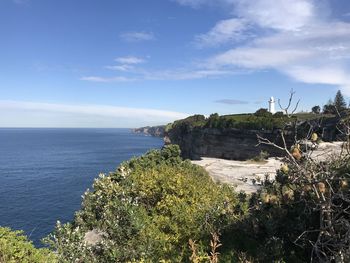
[254,108,272,117]
[0,227,56,263]
[311,105,320,114]
[46,145,245,262]
[334,90,347,112]
[169,112,288,132]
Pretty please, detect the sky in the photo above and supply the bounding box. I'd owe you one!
[1,0,350,127]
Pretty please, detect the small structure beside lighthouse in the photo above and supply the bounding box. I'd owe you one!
[268,97,276,114]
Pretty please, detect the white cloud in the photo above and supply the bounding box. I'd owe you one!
[105,65,134,71]
[114,56,145,64]
[142,68,233,80]
[173,0,210,8]
[175,0,350,94]
[81,68,233,82]
[195,18,248,47]
[80,76,136,82]
[173,0,235,8]
[175,0,316,31]
[120,31,155,42]
[233,0,316,31]
[285,66,350,88]
[0,100,189,128]
[210,47,313,69]
[83,0,350,94]
[207,19,350,94]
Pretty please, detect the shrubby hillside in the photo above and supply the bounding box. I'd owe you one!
[2,141,350,262]
[0,227,56,263]
[44,142,350,262]
[2,102,350,262]
[45,145,246,262]
[165,111,289,132]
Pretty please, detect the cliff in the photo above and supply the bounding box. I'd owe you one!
[133,125,165,137]
[135,114,342,161]
[165,127,290,160]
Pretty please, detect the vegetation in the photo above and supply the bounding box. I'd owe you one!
[0,227,56,263]
[323,90,348,114]
[167,111,290,132]
[219,151,350,262]
[5,91,350,262]
[311,105,320,114]
[334,90,347,112]
[45,145,246,262]
[166,109,336,135]
[45,135,350,262]
[8,138,349,262]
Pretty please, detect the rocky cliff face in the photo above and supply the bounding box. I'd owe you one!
[165,127,291,160]
[135,116,342,161]
[133,125,165,137]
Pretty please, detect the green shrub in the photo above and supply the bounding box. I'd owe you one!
[47,145,245,262]
[0,227,56,263]
[252,150,270,162]
[170,113,288,132]
[220,153,350,262]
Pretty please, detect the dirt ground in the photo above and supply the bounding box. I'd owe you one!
[192,142,345,194]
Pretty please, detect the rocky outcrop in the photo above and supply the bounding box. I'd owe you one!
[133,125,165,137]
[165,127,292,160]
[134,115,342,161]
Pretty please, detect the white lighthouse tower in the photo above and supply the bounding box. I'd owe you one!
[268,97,276,114]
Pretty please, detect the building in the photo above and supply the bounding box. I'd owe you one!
[268,97,276,114]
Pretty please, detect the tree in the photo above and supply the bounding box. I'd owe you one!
[274,111,284,117]
[254,108,272,117]
[255,91,350,262]
[0,227,56,262]
[311,105,321,114]
[334,90,347,112]
[323,99,335,114]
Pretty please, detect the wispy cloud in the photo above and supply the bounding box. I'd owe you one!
[105,65,134,72]
[195,18,248,47]
[174,0,350,94]
[215,99,249,105]
[142,68,234,80]
[83,0,350,94]
[232,0,315,32]
[103,56,146,73]
[120,31,155,42]
[206,21,350,93]
[172,0,220,8]
[0,100,189,127]
[82,66,235,82]
[80,76,136,82]
[114,56,145,64]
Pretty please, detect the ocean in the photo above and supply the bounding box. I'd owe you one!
[0,128,163,247]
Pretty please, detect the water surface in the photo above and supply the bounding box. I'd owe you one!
[0,128,163,246]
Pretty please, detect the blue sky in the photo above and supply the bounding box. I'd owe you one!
[1,0,350,127]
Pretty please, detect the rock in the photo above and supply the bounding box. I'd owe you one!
[166,127,291,160]
[133,125,165,137]
[84,229,105,246]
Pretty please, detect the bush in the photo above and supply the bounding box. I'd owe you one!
[46,145,245,262]
[0,227,56,263]
[171,113,288,131]
[252,151,270,162]
[311,105,320,114]
[274,111,284,117]
[254,108,272,117]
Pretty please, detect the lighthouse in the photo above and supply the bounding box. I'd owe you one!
[268,97,276,114]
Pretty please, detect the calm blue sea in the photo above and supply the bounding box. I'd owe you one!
[0,128,163,247]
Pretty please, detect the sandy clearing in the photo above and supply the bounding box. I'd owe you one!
[192,142,346,194]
